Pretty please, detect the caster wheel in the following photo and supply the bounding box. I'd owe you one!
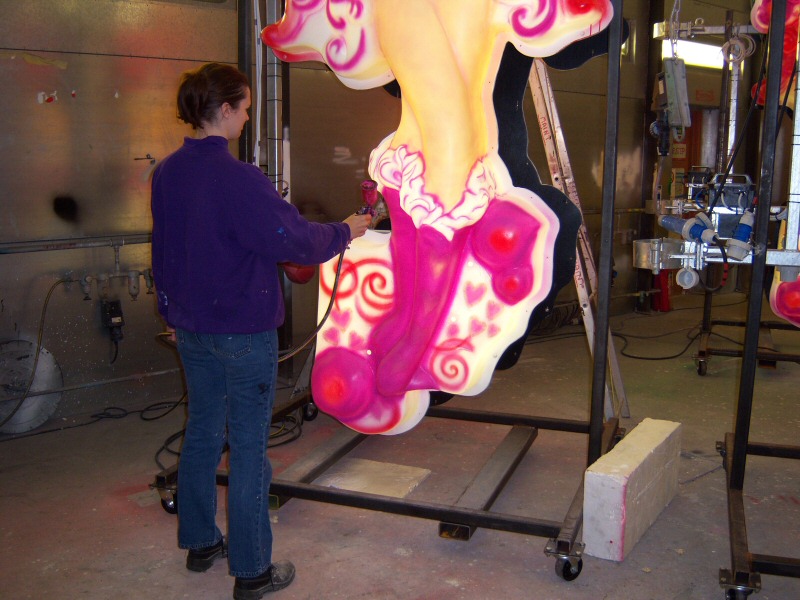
[696,360,708,376]
[303,402,319,421]
[161,492,178,515]
[725,589,752,600]
[555,556,582,581]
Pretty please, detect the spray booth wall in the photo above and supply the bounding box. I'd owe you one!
[0,0,238,429]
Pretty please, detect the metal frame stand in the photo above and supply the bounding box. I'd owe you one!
[691,6,800,376]
[269,408,621,582]
[695,303,799,375]
[151,347,622,580]
[152,0,627,582]
[717,2,800,596]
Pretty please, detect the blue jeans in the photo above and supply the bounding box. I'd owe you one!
[176,329,278,578]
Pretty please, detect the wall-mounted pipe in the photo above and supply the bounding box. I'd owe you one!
[0,234,151,255]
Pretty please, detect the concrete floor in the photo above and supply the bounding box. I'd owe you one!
[2,291,799,600]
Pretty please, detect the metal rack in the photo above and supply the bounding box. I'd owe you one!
[717,1,800,597]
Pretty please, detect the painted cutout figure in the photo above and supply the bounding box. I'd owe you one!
[751,0,800,327]
[263,0,614,434]
[750,0,800,108]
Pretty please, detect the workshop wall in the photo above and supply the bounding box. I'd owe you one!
[0,0,237,427]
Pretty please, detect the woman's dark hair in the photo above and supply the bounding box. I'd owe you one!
[177,63,249,129]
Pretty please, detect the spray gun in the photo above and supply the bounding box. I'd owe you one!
[358,179,378,218]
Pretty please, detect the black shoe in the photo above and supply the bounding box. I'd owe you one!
[186,538,227,572]
[233,561,296,599]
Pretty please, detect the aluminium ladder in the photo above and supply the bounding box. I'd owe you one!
[528,58,630,419]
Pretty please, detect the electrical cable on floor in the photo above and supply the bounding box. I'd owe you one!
[155,428,186,471]
[678,450,724,485]
[154,407,308,470]
[268,409,304,448]
[0,396,187,443]
[617,294,746,325]
[659,296,747,313]
[613,329,702,361]
[680,465,723,485]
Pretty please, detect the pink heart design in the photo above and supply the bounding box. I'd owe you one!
[488,324,501,338]
[349,331,365,349]
[323,328,341,345]
[465,282,487,306]
[331,309,352,329]
[447,322,460,337]
[487,301,502,320]
[470,317,486,336]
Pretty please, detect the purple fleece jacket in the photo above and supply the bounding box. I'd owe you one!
[151,136,350,333]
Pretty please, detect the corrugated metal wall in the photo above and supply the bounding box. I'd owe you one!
[0,0,237,429]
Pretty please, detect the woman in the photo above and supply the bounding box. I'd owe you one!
[151,62,370,599]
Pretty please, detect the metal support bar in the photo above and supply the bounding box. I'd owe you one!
[646,242,800,269]
[652,22,759,40]
[439,426,537,540]
[730,0,786,493]
[746,441,800,460]
[269,479,563,539]
[588,0,623,466]
[698,346,800,363]
[756,325,779,368]
[785,32,800,256]
[547,418,621,557]
[426,405,588,434]
[751,554,800,578]
[237,0,254,162]
[722,433,761,592]
[718,8,800,592]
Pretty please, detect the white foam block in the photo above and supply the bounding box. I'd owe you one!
[583,418,682,561]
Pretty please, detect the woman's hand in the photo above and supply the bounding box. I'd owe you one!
[344,213,372,240]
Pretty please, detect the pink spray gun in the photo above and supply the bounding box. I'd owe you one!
[357,179,378,216]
